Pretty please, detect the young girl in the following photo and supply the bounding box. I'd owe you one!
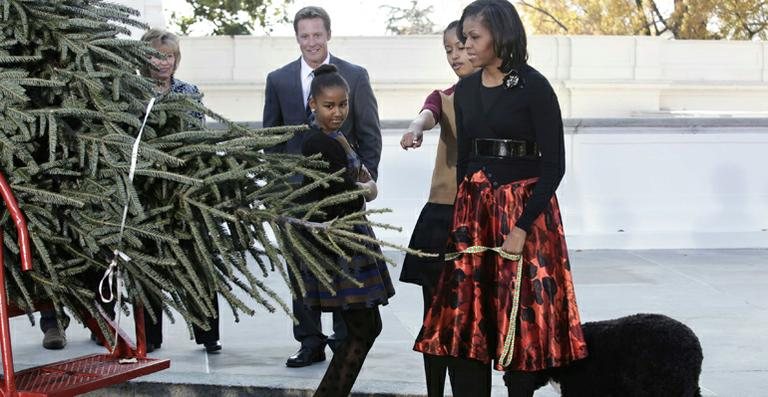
[414,1,589,396]
[300,64,394,397]
[398,21,478,397]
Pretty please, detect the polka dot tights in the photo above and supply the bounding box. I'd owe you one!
[313,307,382,397]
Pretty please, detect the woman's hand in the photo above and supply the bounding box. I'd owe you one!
[400,129,423,150]
[501,226,527,255]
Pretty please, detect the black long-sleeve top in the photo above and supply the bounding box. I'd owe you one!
[455,65,565,233]
[300,127,365,221]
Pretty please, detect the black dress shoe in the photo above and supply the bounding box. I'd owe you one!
[286,346,325,367]
[204,341,222,353]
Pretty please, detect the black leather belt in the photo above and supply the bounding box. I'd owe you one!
[472,138,539,159]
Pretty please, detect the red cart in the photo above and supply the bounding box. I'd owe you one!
[0,172,170,396]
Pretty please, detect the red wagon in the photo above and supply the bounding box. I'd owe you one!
[0,172,169,396]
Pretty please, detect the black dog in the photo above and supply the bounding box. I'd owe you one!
[534,313,703,397]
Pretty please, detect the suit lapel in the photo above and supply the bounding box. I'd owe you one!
[328,55,354,141]
[287,58,304,117]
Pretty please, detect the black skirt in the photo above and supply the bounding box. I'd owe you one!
[399,202,454,287]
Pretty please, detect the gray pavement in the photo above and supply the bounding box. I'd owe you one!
[5,249,767,396]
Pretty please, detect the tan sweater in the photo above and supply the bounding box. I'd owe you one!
[428,91,458,205]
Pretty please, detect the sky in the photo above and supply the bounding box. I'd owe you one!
[163,0,471,36]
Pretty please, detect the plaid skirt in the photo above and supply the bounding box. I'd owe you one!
[300,223,395,312]
[414,171,588,371]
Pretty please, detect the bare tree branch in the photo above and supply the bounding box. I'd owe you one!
[648,0,675,37]
[635,0,653,35]
[517,0,569,33]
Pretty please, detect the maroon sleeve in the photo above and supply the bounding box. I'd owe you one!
[420,89,442,120]
[420,85,456,121]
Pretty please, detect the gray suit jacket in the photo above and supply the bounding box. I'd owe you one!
[262,55,382,180]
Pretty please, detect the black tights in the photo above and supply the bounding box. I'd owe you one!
[504,370,539,397]
[447,358,492,396]
[313,307,382,397]
[421,284,491,397]
[426,358,537,397]
[422,284,448,396]
[420,283,539,397]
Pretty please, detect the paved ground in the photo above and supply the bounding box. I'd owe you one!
[5,249,767,396]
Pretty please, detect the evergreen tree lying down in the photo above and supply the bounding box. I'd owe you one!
[0,0,412,341]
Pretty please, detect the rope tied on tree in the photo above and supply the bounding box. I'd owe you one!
[98,97,155,355]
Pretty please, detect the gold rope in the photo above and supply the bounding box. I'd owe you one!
[498,256,525,367]
[445,245,521,262]
[444,246,524,367]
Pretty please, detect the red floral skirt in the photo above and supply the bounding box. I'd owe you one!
[413,171,588,371]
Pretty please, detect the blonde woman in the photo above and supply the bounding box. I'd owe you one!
[136,29,220,353]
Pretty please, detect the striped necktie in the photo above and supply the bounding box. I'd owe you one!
[305,70,314,121]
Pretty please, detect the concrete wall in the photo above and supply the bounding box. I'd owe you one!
[177,35,768,250]
[174,35,768,121]
[374,119,768,250]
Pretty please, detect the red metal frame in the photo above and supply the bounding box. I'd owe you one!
[0,171,169,396]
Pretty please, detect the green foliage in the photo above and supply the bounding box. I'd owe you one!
[0,0,420,340]
[170,0,294,36]
[381,0,437,35]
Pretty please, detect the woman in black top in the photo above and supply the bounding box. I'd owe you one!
[300,64,394,397]
[414,2,588,396]
[398,21,478,397]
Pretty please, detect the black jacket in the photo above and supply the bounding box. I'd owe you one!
[263,55,382,181]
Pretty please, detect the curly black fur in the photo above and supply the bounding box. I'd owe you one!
[531,314,703,397]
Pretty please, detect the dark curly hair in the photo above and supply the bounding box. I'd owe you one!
[309,64,349,98]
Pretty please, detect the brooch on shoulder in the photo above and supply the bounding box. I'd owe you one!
[503,69,523,90]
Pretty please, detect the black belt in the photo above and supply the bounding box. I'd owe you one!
[472,138,539,159]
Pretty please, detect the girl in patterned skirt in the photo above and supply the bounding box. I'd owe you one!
[413,1,588,396]
[300,64,395,396]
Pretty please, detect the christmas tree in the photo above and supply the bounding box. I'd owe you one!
[0,0,409,340]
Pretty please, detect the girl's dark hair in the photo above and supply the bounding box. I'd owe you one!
[458,0,528,72]
[444,20,459,34]
[310,64,349,98]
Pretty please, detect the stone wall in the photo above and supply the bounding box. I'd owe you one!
[173,35,768,121]
[373,119,768,249]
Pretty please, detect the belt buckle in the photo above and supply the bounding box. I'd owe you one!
[497,142,509,157]
[516,142,526,157]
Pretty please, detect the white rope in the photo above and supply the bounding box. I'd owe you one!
[98,97,155,353]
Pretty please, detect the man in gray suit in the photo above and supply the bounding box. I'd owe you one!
[262,5,382,368]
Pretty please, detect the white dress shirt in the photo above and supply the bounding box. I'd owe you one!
[300,53,331,108]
